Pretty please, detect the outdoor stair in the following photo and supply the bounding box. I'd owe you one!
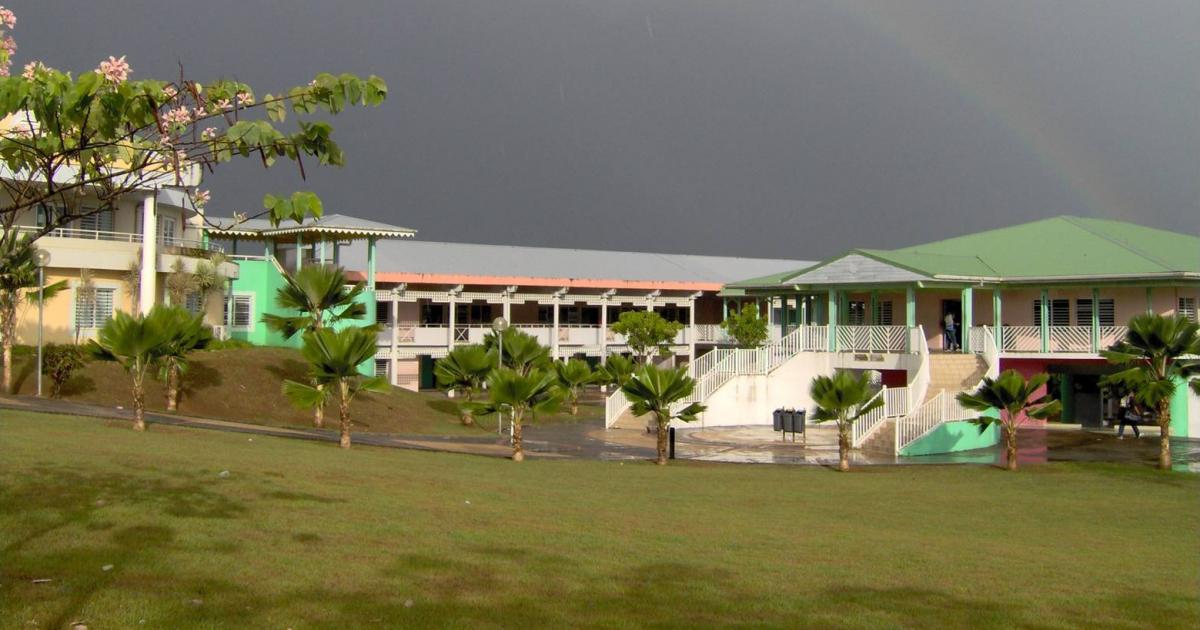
[611,407,649,431]
[858,418,896,453]
[925,354,987,402]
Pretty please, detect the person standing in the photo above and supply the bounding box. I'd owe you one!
[943,312,958,351]
[1117,393,1142,439]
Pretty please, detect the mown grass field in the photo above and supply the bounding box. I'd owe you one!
[7,346,597,436]
[1,411,1198,629]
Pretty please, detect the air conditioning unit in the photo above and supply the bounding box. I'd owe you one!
[211,325,229,341]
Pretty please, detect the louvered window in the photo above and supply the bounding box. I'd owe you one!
[873,301,893,325]
[374,359,389,378]
[77,208,114,234]
[1075,298,1116,326]
[1034,299,1070,326]
[846,301,866,325]
[223,294,254,328]
[75,288,114,329]
[1179,297,1197,323]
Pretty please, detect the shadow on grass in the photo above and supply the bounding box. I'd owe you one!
[263,358,309,383]
[179,361,224,401]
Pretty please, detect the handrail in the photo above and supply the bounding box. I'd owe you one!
[851,386,888,447]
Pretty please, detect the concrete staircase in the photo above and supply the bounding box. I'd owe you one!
[925,353,987,402]
[612,407,650,432]
[858,418,896,453]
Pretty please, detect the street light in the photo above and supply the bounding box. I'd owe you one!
[491,316,509,436]
[32,249,51,397]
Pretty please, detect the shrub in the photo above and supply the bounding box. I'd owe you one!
[42,344,87,398]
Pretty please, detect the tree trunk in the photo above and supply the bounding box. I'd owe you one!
[338,380,351,449]
[1,336,11,395]
[313,381,325,428]
[655,414,669,465]
[165,362,180,411]
[1157,399,1172,471]
[511,411,525,462]
[838,424,850,472]
[132,379,146,431]
[571,398,579,416]
[1005,423,1019,471]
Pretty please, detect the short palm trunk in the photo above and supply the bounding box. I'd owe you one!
[837,425,850,472]
[132,384,146,431]
[511,414,525,462]
[655,415,669,465]
[1157,401,1172,471]
[1004,423,1019,471]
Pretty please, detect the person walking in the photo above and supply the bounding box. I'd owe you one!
[943,312,958,351]
[1117,394,1141,439]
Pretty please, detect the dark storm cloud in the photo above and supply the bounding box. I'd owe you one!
[10,1,1198,258]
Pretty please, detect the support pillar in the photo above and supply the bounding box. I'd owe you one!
[688,297,696,362]
[138,193,157,315]
[721,298,728,321]
[366,237,377,290]
[599,299,608,363]
[827,289,838,351]
[1145,287,1153,314]
[961,286,973,353]
[447,293,456,351]
[780,296,788,338]
[1091,287,1101,353]
[1040,289,1050,353]
[552,298,561,361]
[905,286,916,328]
[993,289,1003,350]
[869,291,879,325]
[800,295,808,326]
[294,234,303,274]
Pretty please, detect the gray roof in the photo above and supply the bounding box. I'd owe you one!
[208,214,416,239]
[342,239,812,285]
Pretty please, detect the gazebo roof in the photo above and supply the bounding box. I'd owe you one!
[207,213,416,240]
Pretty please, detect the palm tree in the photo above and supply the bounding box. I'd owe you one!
[156,306,213,411]
[956,370,1061,472]
[282,326,389,449]
[1102,314,1200,470]
[89,306,179,431]
[435,344,494,425]
[263,264,366,427]
[0,235,66,392]
[553,358,594,415]
[595,354,635,392]
[621,365,706,465]
[192,252,230,313]
[483,328,549,376]
[467,368,561,461]
[810,370,885,472]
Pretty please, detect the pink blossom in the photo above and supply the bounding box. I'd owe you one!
[0,7,15,29]
[97,55,130,84]
[21,60,45,80]
[235,91,254,105]
[201,127,219,140]
[193,189,211,207]
[2,36,15,55]
[158,134,174,146]
[162,85,178,99]
[162,106,192,126]
[214,98,233,111]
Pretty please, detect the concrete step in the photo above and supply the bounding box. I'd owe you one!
[859,418,895,452]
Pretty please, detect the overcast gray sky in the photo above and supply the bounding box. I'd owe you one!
[11,1,1198,258]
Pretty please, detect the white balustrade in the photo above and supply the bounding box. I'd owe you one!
[1001,326,1042,352]
[834,325,909,353]
[1049,326,1093,353]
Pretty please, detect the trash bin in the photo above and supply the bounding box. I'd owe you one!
[781,408,795,433]
[773,408,784,432]
[794,408,806,434]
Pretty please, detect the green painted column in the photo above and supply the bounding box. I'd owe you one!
[1170,376,1190,439]
[827,289,838,351]
[961,286,973,353]
[905,286,916,328]
[1040,289,1050,353]
[800,295,808,325]
[813,296,826,325]
[367,237,378,291]
[780,296,789,337]
[869,291,879,325]
[721,298,728,320]
[1090,288,1101,353]
[1145,287,1153,314]
[993,289,1003,349]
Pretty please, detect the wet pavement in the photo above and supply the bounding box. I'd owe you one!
[4,394,1199,470]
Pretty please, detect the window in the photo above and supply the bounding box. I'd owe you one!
[184,292,203,315]
[223,294,254,329]
[873,300,894,326]
[160,216,178,245]
[1179,297,1197,323]
[77,208,114,234]
[374,359,390,379]
[376,301,390,325]
[75,288,115,329]
[454,303,492,324]
[1034,299,1070,326]
[846,301,866,325]
[35,202,63,228]
[1075,298,1116,327]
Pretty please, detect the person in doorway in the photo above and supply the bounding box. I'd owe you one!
[1117,394,1141,439]
[943,312,958,351]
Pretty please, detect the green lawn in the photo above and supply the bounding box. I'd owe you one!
[7,346,597,436]
[2,411,1198,629]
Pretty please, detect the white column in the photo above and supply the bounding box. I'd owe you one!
[688,297,697,361]
[139,193,157,315]
[447,293,456,352]
[390,293,399,366]
[552,297,561,361]
[599,299,608,363]
[502,289,512,321]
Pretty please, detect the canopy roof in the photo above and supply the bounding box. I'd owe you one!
[728,216,1200,291]
[208,213,416,240]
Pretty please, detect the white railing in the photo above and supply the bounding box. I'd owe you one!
[896,389,946,451]
[994,325,1131,354]
[1099,326,1129,351]
[977,325,1000,379]
[693,324,735,344]
[885,386,911,418]
[850,388,889,448]
[908,325,932,412]
[20,226,223,252]
[1049,326,1092,353]
[604,386,632,429]
[1001,326,1042,352]
[835,325,910,353]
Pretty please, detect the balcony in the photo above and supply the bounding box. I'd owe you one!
[972,325,1129,355]
[16,226,227,273]
[377,322,696,350]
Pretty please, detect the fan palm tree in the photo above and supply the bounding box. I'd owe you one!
[192,252,230,313]
[621,365,706,465]
[483,328,550,376]
[282,326,389,449]
[810,370,885,472]
[0,235,66,393]
[595,354,635,392]
[466,368,561,461]
[956,370,1061,472]
[156,306,213,411]
[553,358,594,415]
[435,344,494,424]
[89,306,179,431]
[263,264,367,427]
[1102,314,1200,470]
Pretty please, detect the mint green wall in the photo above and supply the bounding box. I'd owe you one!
[1170,377,1189,438]
[900,421,1001,456]
[229,259,299,348]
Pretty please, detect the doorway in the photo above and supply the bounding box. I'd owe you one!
[940,299,962,351]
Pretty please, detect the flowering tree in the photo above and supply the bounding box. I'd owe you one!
[0,6,387,252]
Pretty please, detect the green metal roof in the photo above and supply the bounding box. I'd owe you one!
[728,216,1200,289]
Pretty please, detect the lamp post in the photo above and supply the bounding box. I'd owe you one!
[491,316,509,436]
[32,249,51,397]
